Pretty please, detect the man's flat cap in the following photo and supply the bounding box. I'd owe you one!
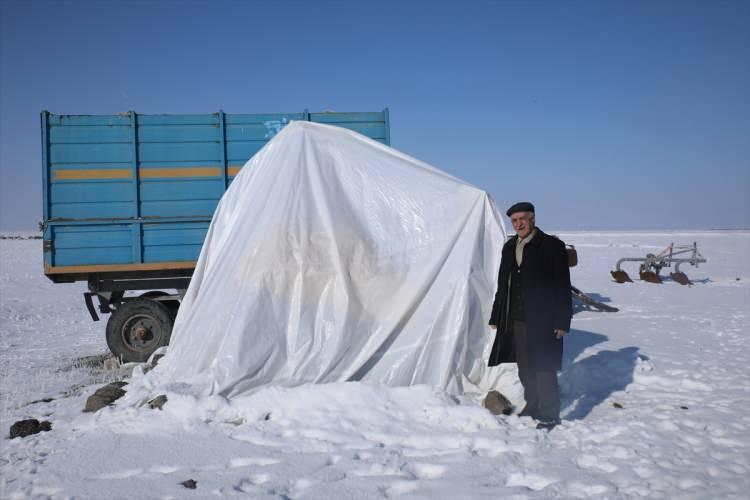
[506,202,535,217]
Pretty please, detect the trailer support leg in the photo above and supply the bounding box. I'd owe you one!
[83,293,100,322]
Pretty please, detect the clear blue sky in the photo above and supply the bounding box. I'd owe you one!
[1,0,748,230]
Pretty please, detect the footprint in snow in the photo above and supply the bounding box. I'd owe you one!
[148,464,181,474]
[28,485,64,497]
[677,477,705,490]
[230,433,284,447]
[247,472,271,485]
[633,465,656,479]
[96,468,143,480]
[350,463,403,477]
[233,478,263,495]
[353,451,374,461]
[566,480,610,497]
[292,478,314,492]
[405,462,447,480]
[705,465,722,478]
[729,463,748,475]
[709,435,746,448]
[506,472,557,491]
[576,454,618,473]
[233,472,272,494]
[384,480,420,496]
[602,445,633,460]
[229,457,281,468]
[679,434,704,449]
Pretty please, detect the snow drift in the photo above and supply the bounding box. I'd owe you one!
[151,121,506,397]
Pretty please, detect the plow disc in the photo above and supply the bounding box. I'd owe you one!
[670,272,691,286]
[610,270,633,283]
[639,271,662,284]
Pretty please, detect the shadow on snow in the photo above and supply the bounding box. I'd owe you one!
[559,329,644,421]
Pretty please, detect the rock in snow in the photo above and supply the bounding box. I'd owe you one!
[9,419,52,439]
[83,381,128,412]
[180,479,197,489]
[483,390,513,415]
[147,395,167,410]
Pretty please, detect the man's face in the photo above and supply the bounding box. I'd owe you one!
[510,211,535,239]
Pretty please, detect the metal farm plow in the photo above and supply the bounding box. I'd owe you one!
[610,242,706,285]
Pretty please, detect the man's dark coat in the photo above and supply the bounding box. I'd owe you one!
[488,228,572,371]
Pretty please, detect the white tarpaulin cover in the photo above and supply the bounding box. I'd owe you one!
[151,121,507,397]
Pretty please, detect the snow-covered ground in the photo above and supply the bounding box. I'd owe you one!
[1,230,748,499]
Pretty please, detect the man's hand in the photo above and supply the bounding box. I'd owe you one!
[555,329,566,339]
[489,324,497,330]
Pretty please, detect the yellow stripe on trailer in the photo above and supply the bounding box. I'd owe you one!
[53,166,246,181]
[140,167,221,178]
[54,169,132,180]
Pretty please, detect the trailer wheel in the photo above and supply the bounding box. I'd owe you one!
[138,291,181,320]
[106,299,173,363]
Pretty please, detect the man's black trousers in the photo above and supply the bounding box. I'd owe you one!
[513,320,560,423]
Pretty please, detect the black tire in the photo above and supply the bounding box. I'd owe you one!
[138,291,181,320]
[162,300,181,321]
[106,298,173,363]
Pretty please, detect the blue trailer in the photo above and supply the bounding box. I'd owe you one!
[41,109,391,362]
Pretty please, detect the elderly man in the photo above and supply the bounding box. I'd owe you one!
[488,202,572,430]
